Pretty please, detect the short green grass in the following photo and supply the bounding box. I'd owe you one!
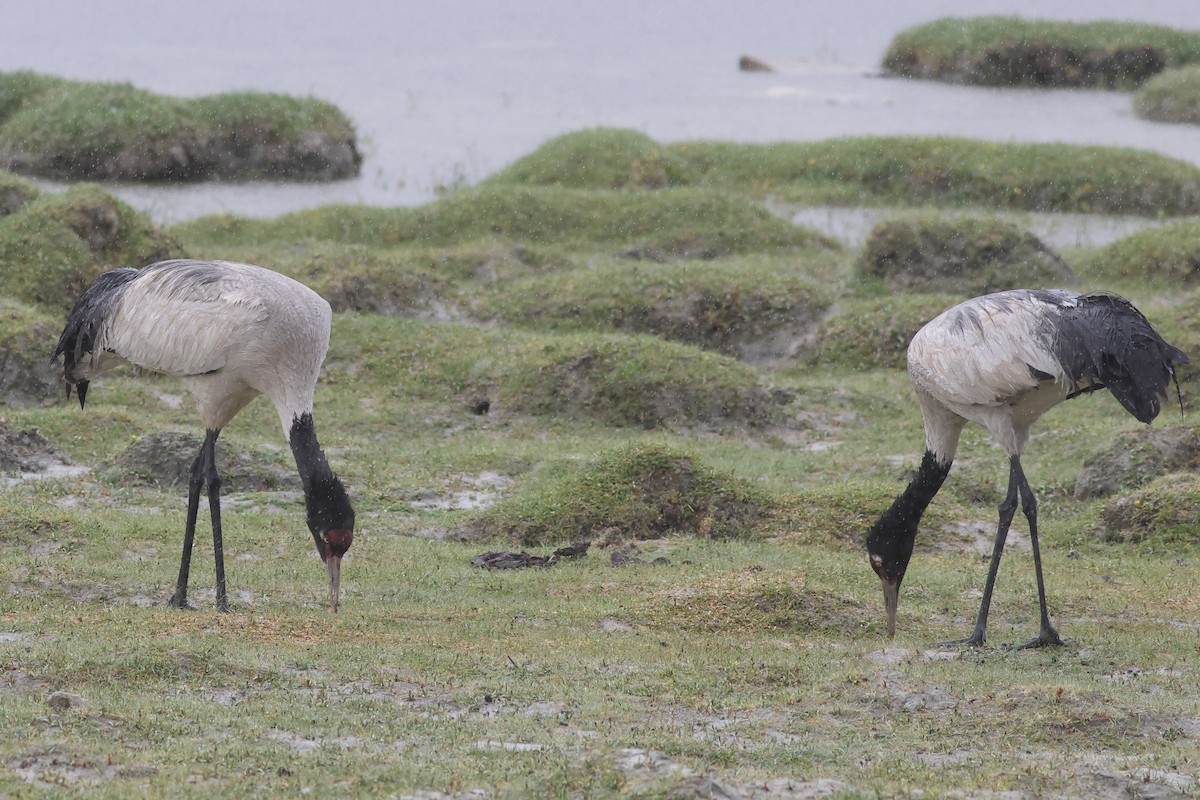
[2,132,1199,797]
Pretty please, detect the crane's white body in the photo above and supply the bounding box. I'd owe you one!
[907,289,1085,461]
[56,259,354,612]
[77,260,332,438]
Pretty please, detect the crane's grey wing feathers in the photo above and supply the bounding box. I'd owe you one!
[104,261,272,378]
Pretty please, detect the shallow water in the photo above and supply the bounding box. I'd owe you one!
[1,1,1198,223]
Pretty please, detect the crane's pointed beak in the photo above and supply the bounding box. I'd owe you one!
[326,555,342,613]
[881,577,899,640]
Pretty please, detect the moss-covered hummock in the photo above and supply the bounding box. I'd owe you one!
[486,127,698,189]
[1099,472,1200,544]
[804,293,963,370]
[172,184,836,257]
[856,214,1074,294]
[673,137,1200,215]
[487,129,1200,215]
[0,183,182,311]
[882,16,1200,88]
[0,298,62,405]
[0,169,38,216]
[0,70,360,181]
[475,257,832,362]
[1083,219,1200,284]
[463,442,770,545]
[1135,64,1200,124]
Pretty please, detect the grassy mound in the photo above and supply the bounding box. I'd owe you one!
[271,185,833,256]
[1135,64,1200,124]
[98,431,296,491]
[1075,424,1199,499]
[475,257,832,362]
[856,214,1074,294]
[462,442,769,545]
[639,567,874,635]
[671,136,1200,215]
[485,127,697,189]
[0,71,360,181]
[1099,473,1200,545]
[0,183,182,311]
[883,17,1200,88]
[804,293,962,370]
[0,169,38,216]
[327,316,788,430]
[483,332,790,429]
[0,298,62,406]
[1084,219,1200,284]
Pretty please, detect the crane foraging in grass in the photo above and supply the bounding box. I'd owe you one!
[54,259,355,613]
[865,289,1186,648]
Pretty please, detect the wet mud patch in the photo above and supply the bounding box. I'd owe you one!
[0,424,77,478]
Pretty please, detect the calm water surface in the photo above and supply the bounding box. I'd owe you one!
[1,1,1197,225]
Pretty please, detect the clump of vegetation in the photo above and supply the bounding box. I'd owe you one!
[1135,64,1200,124]
[882,16,1200,88]
[0,298,62,406]
[1075,424,1200,499]
[1084,220,1200,284]
[483,332,791,429]
[641,566,874,634]
[857,214,1074,294]
[269,185,834,256]
[463,441,770,545]
[99,431,296,491]
[804,293,962,369]
[0,183,182,311]
[485,127,698,189]
[475,257,832,362]
[1099,473,1200,544]
[672,136,1200,215]
[0,169,38,216]
[0,71,360,181]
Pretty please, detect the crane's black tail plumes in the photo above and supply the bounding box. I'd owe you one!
[52,267,140,408]
[1052,292,1189,424]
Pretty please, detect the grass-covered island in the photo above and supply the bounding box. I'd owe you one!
[0,123,1199,798]
[883,16,1200,87]
[1135,63,1200,124]
[0,71,360,181]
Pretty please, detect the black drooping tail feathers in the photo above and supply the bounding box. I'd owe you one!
[51,267,140,408]
[1051,292,1188,424]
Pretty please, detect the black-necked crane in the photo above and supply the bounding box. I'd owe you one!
[54,259,355,613]
[865,289,1186,648]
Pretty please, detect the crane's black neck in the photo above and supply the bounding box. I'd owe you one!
[289,413,355,556]
[865,450,952,585]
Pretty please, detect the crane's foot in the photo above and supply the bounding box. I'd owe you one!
[933,625,987,649]
[167,590,195,611]
[215,596,231,614]
[1012,625,1064,650]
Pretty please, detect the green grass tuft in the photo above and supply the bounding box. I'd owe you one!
[485,127,699,189]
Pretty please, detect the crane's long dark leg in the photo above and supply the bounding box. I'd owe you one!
[936,456,1022,647]
[167,430,229,612]
[168,439,208,610]
[205,429,229,613]
[1012,459,1063,649]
